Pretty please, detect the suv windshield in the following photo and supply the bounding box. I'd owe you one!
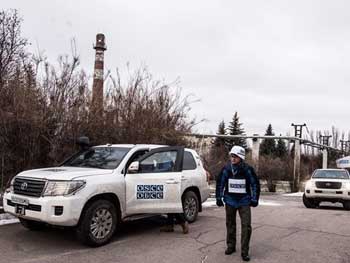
[312,170,349,179]
[63,147,131,169]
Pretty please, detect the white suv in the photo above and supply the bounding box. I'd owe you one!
[3,144,210,246]
[303,168,350,210]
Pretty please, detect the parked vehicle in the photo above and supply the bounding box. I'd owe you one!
[336,156,350,172]
[3,143,210,246]
[303,169,350,210]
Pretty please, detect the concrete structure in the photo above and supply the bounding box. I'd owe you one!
[188,133,342,192]
[322,149,328,169]
[185,136,212,156]
[91,33,106,113]
[259,180,292,193]
[293,140,301,191]
[252,135,260,171]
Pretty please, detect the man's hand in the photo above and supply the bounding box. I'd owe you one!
[216,199,224,207]
[250,200,258,207]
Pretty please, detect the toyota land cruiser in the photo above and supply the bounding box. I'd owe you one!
[3,144,210,246]
[303,168,350,210]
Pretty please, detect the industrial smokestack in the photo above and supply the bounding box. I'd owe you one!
[91,33,106,113]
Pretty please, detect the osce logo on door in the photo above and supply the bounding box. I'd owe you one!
[137,185,164,199]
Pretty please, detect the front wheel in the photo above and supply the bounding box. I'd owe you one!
[182,191,199,223]
[343,201,350,211]
[76,200,118,247]
[303,194,318,209]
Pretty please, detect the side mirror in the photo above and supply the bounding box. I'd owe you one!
[128,161,139,173]
[77,136,90,150]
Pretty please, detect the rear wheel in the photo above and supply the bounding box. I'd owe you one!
[19,218,46,231]
[76,200,118,247]
[343,201,350,211]
[182,191,199,223]
[303,194,318,209]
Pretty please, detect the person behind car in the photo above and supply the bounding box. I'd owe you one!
[216,145,260,262]
[160,213,189,234]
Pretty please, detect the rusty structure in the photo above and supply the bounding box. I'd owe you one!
[91,33,107,113]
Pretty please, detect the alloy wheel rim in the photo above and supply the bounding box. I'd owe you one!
[184,197,197,219]
[90,208,113,239]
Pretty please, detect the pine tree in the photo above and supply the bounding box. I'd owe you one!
[275,137,287,158]
[227,112,247,149]
[260,124,276,156]
[213,120,227,147]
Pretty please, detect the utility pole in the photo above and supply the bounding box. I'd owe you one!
[252,134,260,172]
[319,135,332,146]
[290,123,306,192]
[340,140,350,156]
[291,123,306,139]
[319,135,332,169]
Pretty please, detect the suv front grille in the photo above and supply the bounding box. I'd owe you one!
[315,181,342,189]
[13,177,46,197]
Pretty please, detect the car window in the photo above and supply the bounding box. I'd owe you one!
[139,151,177,173]
[183,151,197,170]
[63,147,130,169]
[312,170,349,179]
[123,150,149,174]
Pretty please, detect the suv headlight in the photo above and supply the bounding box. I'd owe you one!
[5,177,15,193]
[43,180,86,196]
[345,181,350,190]
[305,180,315,189]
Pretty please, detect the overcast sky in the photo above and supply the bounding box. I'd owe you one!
[3,0,350,137]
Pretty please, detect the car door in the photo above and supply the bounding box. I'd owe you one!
[181,150,199,192]
[125,146,184,215]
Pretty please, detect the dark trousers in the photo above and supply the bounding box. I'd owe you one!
[166,213,186,225]
[225,205,252,255]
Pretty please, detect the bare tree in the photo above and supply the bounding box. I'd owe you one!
[0,9,28,89]
[103,66,195,146]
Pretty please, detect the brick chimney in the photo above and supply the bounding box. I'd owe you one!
[91,33,106,113]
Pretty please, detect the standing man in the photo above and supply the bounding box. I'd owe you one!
[216,146,260,262]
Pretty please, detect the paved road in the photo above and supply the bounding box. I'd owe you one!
[0,194,349,263]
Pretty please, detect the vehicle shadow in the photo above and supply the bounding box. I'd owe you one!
[317,203,345,211]
[52,216,167,245]
[113,215,168,239]
[317,206,345,211]
[3,215,174,255]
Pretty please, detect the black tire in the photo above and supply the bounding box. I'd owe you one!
[182,191,199,223]
[303,193,317,209]
[76,199,118,247]
[343,201,350,211]
[19,218,46,231]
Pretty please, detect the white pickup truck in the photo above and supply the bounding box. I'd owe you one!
[3,144,210,246]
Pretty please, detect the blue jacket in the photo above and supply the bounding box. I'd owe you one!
[216,161,260,208]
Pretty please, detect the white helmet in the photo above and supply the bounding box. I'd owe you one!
[229,146,246,160]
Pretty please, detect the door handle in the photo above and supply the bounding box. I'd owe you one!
[166,179,179,184]
[181,176,187,181]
